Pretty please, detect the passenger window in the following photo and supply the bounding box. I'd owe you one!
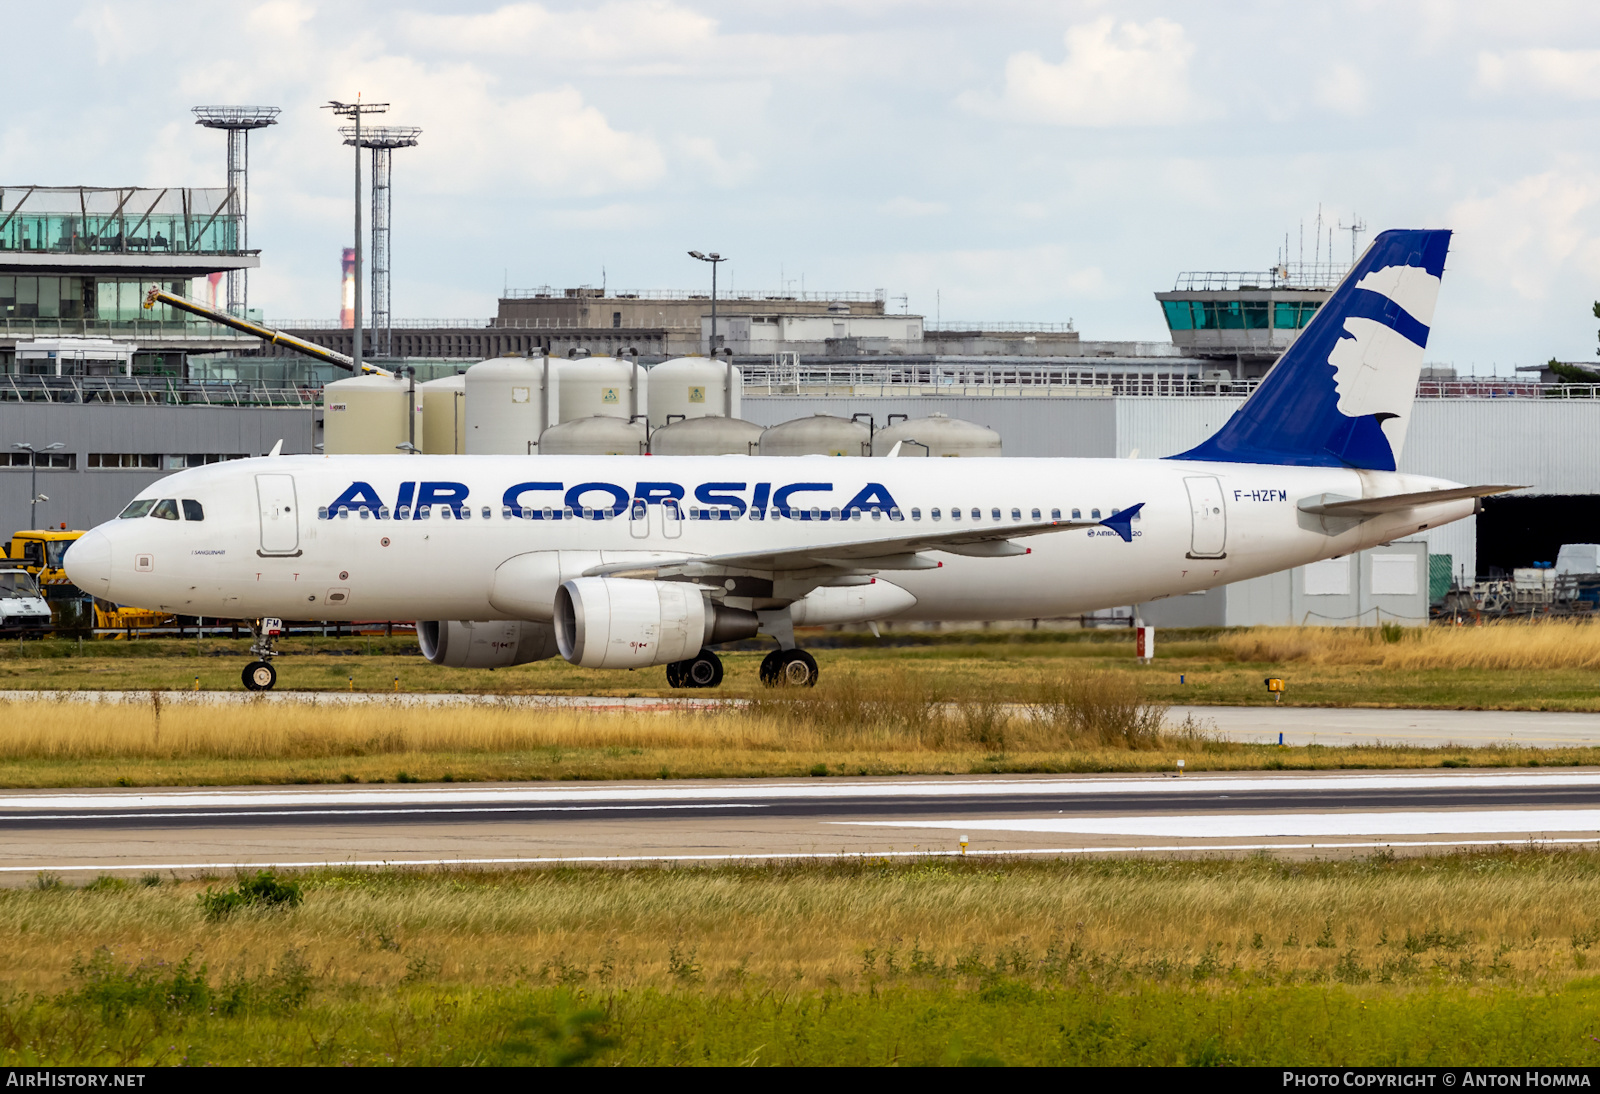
[830,507,841,521]
[1091,508,1101,519]
[1072,508,1081,519]
[1011,508,1021,521]
[181,499,204,521]
[397,505,411,520]
[379,506,390,520]
[951,508,961,521]
[911,508,922,521]
[991,508,1002,521]
[119,499,155,519]
[971,508,981,521]
[338,507,351,520]
[1031,508,1041,521]
[1051,508,1060,520]
[317,506,330,520]
[890,507,903,521]
[151,499,179,521]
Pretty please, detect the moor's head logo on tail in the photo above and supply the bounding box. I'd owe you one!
[1173,228,1451,471]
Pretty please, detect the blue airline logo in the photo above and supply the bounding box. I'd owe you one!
[324,480,902,521]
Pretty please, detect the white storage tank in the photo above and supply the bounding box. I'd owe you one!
[757,414,871,457]
[649,415,763,456]
[464,356,557,455]
[538,416,648,456]
[556,356,646,424]
[871,412,1002,458]
[419,373,465,454]
[321,373,418,455]
[646,356,742,428]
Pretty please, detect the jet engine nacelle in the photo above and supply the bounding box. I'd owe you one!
[418,619,561,668]
[554,577,758,669]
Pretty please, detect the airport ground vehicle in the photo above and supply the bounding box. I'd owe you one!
[0,568,53,636]
[66,230,1516,691]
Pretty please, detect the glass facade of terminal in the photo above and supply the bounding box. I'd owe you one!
[0,277,192,321]
[1162,299,1322,331]
[0,188,241,255]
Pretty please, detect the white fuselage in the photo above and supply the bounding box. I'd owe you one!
[65,454,1473,624]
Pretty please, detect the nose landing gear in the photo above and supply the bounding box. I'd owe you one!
[242,660,277,691]
[242,617,283,692]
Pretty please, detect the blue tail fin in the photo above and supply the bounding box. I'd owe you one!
[1171,229,1451,470]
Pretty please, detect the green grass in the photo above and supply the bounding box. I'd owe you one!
[5,851,1600,1065]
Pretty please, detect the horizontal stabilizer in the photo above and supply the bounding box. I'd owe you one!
[1297,484,1524,518]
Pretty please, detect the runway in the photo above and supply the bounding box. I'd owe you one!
[7,690,1600,748]
[5,769,1600,882]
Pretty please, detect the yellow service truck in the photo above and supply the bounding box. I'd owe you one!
[5,529,94,635]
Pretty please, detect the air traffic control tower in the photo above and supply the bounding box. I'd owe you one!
[0,186,261,375]
[1154,263,1337,378]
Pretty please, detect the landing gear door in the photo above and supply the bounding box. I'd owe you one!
[256,474,302,557]
[1184,475,1227,559]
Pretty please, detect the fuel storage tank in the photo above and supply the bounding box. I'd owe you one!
[757,414,871,457]
[556,356,646,424]
[538,416,648,455]
[418,373,465,454]
[464,356,557,455]
[646,356,741,428]
[649,415,763,456]
[870,412,1002,458]
[321,373,419,455]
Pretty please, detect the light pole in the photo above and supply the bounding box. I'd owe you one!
[11,442,62,529]
[688,250,732,416]
[687,251,727,356]
[324,98,390,377]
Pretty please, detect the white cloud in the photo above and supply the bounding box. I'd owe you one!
[400,1,717,65]
[1315,64,1370,115]
[964,17,1206,127]
[1476,48,1600,99]
[1446,171,1600,301]
[675,136,759,188]
[246,0,315,37]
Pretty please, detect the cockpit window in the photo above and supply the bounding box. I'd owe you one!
[181,499,204,521]
[151,499,179,521]
[118,499,156,520]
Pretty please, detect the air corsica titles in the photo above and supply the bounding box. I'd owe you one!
[322,480,903,521]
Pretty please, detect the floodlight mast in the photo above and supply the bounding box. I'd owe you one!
[323,100,388,378]
[191,106,280,319]
[340,125,421,359]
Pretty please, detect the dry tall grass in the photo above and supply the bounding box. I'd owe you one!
[1221,619,1600,670]
[0,669,1179,764]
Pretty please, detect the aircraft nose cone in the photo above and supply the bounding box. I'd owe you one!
[64,528,111,598]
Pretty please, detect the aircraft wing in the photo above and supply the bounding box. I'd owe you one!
[583,504,1143,582]
[1297,485,1524,518]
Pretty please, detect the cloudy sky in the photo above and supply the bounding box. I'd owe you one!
[10,1,1600,369]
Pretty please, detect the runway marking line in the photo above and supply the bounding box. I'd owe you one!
[11,836,1600,875]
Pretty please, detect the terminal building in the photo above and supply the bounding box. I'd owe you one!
[0,186,260,376]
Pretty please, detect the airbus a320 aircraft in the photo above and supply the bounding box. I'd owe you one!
[64,229,1515,691]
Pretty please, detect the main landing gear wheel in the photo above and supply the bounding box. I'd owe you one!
[760,648,818,688]
[666,649,723,689]
[242,661,277,691]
